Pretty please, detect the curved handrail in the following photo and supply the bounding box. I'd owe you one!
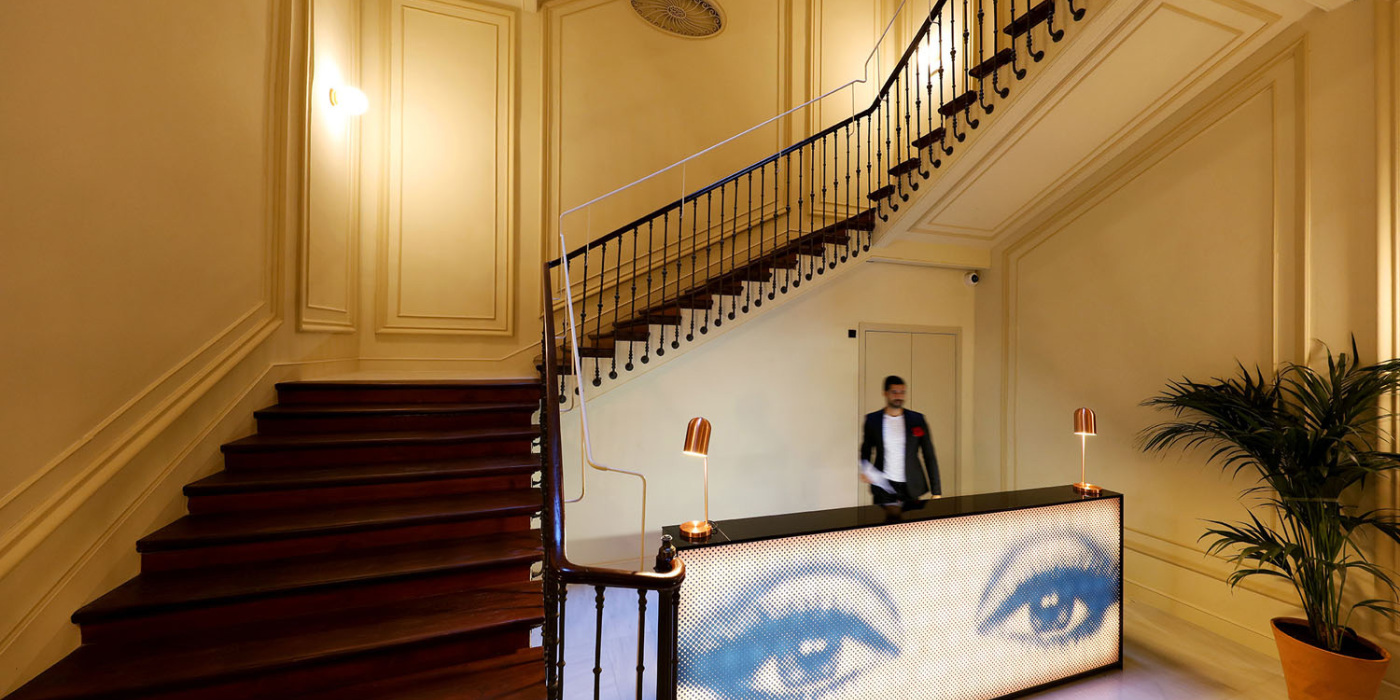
[547,0,951,269]
[540,260,686,588]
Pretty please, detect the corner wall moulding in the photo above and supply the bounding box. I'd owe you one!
[630,0,723,38]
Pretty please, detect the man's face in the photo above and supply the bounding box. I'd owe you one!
[884,384,906,410]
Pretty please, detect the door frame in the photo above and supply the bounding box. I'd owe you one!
[857,322,965,501]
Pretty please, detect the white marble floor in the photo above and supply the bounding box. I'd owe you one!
[554,585,1288,700]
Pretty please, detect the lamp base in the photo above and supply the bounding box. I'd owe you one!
[1072,482,1102,497]
[679,520,713,541]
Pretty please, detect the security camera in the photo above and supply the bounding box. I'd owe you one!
[964,271,981,287]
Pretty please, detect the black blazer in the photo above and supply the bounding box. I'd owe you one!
[861,409,941,497]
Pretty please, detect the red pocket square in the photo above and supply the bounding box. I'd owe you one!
[912,427,926,437]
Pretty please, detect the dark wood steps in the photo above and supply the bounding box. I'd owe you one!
[274,380,540,405]
[75,533,542,644]
[939,89,979,116]
[184,456,538,513]
[912,127,947,150]
[7,583,543,700]
[220,426,538,468]
[304,647,546,700]
[139,490,538,555]
[970,47,1017,79]
[1005,0,1054,37]
[889,157,922,177]
[868,184,898,201]
[254,402,537,435]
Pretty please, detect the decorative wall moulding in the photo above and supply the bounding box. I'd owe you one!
[630,0,724,38]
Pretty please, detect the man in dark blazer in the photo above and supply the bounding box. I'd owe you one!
[860,375,941,508]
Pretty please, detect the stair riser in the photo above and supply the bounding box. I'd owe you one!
[140,626,537,700]
[255,411,535,436]
[187,475,534,514]
[78,563,537,645]
[277,387,540,405]
[223,439,535,469]
[140,517,534,572]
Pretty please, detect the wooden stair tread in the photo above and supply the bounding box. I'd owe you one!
[969,47,1017,79]
[868,184,898,201]
[277,380,538,390]
[888,157,922,177]
[75,533,542,625]
[221,427,538,453]
[1005,0,1053,37]
[306,648,545,700]
[912,128,947,150]
[9,583,543,700]
[138,490,540,552]
[254,402,537,420]
[938,90,979,117]
[185,456,539,495]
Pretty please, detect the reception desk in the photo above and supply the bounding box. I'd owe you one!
[662,486,1123,700]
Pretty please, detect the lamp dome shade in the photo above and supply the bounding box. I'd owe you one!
[683,417,711,456]
[1073,407,1097,436]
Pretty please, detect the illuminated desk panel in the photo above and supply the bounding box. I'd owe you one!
[663,486,1123,700]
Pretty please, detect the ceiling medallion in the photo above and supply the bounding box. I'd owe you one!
[631,0,724,38]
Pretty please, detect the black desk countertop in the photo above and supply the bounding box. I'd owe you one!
[662,485,1122,551]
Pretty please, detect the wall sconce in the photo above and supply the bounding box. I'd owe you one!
[1073,407,1101,496]
[328,86,369,116]
[680,417,713,540]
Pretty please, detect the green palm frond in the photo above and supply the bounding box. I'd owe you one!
[1141,339,1400,653]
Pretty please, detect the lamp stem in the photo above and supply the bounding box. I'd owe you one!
[703,456,710,524]
[1080,433,1087,484]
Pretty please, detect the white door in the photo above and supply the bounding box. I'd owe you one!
[859,328,959,504]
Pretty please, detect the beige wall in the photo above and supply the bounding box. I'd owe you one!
[0,0,365,691]
[975,1,1400,689]
[558,261,976,566]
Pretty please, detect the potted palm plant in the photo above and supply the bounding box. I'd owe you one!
[1140,343,1400,700]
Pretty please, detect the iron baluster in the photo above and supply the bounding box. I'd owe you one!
[761,162,770,303]
[657,210,668,357]
[626,229,637,371]
[743,170,753,312]
[610,238,620,379]
[1068,0,1086,21]
[992,0,1011,97]
[949,9,965,143]
[782,153,792,293]
[1009,0,1028,78]
[1047,0,1065,41]
[593,241,605,386]
[729,176,738,319]
[593,586,605,700]
[843,123,851,262]
[642,220,653,364]
[551,582,562,691]
[688,199,698,341]
[636,589,647,700]
[715,185,726,326]
[703,192,712,334]
[673,206,683,349]
[908,62,928,181]
[795,147,804,288]
[1026,0,1044,62]
[977,0,994,113]
[819,134,828,275]
[963,0,981,129]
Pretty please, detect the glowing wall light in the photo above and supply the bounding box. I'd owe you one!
[673,494,1123,700]
[328,86,369,116]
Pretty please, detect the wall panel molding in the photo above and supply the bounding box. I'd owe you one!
[543,0,793,261]
[301,0,362,332]
[0,0,305,689]
[996,38,1307,646]
[379,0,517,335]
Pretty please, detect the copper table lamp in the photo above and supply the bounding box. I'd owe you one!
[680,417,714,540]
[1072,407,1102,496]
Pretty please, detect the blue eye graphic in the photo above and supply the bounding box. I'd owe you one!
[977,531,1118,647]
[681,564,902,700]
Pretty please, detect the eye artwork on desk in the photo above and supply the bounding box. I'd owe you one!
[675,498,1122,700]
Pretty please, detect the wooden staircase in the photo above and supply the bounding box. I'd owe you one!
[6,380,547,700]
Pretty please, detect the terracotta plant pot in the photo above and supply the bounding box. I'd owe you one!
[1272,617,1391,700]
